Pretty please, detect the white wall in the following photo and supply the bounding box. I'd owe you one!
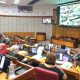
[0,5,56,39]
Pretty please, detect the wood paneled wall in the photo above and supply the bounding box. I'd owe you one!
[52,9,80,39]
[0,16,52,39]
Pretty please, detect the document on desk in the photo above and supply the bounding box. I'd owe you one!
[32,55,42,60]
[9,73,16,80]
[60,62,73,69]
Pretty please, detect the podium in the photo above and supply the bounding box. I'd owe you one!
[36,32,46,41]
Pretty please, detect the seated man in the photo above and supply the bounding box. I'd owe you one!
[39,52,67,80]
[56,45,67,54]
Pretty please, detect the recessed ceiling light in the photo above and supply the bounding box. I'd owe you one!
[13,0,20,4]
[13,2,19,4]
[0,1,6,3]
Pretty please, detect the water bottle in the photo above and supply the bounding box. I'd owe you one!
[9,61,15,79]
[9,61,15,74]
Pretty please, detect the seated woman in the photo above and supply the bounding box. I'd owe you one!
[39,52,67,80]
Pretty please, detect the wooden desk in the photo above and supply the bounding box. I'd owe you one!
[36,32,46,41]
[51,38,77,48]
[0,55,35,80]
[17,49,80,80]
[25,55,80,80]
[57,65,80,80]
[39,57,80,80]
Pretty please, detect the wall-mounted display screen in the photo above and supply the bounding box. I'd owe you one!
[42,18,52,24]
[57,2,80,27]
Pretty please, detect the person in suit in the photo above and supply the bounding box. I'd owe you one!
[39,52,67,80]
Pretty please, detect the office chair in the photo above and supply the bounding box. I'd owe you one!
[34,67,59,80]
[0,43,8,54]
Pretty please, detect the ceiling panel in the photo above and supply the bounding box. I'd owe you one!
[36,0,77,5]
[0,0,78,6]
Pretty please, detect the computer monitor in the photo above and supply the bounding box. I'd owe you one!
[31,47,37,54]
[0,55,10,72]
[56,53,71,62]
[63,54,71,62]
[56,53,63,61]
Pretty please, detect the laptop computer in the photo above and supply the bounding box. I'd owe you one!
[56,53,71,64]
[27,47,37,56]
[0,55,10,72]
[32,46,44,60]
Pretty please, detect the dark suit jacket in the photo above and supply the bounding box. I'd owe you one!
[56,48,67,54]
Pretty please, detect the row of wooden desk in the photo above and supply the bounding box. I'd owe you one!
[0,60,35,80]
[0,51,80,80]
[51,38,77,48]
[18,51,80,80]
[2,42,80,80]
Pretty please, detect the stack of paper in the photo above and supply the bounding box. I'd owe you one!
[60,62,73,69]
[32,55,42,60]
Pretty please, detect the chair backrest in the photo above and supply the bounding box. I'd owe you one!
[34,67,59,80]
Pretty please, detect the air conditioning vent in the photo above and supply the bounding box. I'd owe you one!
[18,5,33,12]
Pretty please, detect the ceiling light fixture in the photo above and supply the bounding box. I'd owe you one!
[0,0,6,3]
[13,0,20,4]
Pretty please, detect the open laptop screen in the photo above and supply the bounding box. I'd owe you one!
[56,53,71,62]
[31,47,37,54]
[0,55,10,72]
[63,54,71,62]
